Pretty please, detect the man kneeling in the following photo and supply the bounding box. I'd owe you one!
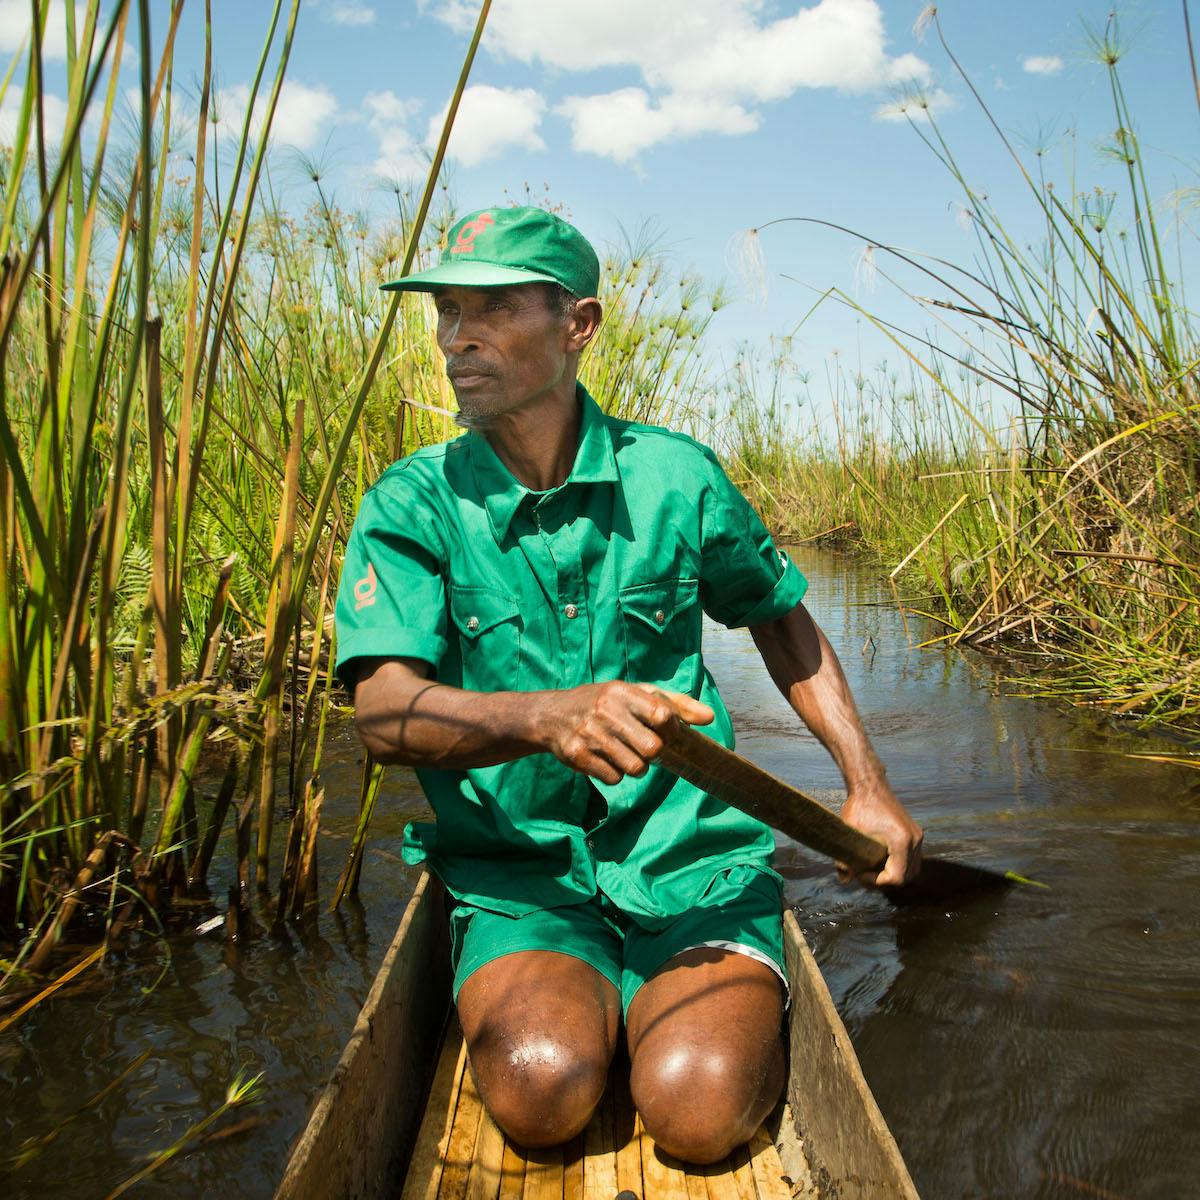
[335,207,921,1163]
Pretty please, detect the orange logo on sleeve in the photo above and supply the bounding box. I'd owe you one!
[449,212,495,255]
[354,562,377,611]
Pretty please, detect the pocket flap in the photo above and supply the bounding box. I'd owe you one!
[617,577,699,633]
[450,586,520,640]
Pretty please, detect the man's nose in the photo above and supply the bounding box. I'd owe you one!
[438,312,480,354]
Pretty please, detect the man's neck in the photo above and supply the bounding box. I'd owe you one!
[483,381,581,492]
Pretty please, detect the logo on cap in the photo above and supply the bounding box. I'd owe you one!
[450,212,495,255]
[354,562,378,611]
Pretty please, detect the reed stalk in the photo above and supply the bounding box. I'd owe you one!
[726,8,1199,734]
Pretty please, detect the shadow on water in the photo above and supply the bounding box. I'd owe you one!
[3,547,1198,1198]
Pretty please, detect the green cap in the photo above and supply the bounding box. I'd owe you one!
[381,206,600,298]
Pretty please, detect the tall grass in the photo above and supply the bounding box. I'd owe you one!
[0,1,726,982]
[725,7,1200,736]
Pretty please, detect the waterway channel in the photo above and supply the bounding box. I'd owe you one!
[3,548,1198,1199]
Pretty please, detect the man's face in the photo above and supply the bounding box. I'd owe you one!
[433,284,571,430]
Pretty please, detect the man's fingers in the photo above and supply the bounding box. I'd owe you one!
[600,736,653,780]
[836,786,923,890]
[866,840,922,887]
[667,691,715,725]
[575,750,622,786]
[560,682,715,785]
[606,709,664,763]
[872,853,907,888]
[836,860,882,888]
[631,684,714,727]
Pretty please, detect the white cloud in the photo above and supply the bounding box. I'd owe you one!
[1022,55,1063,76]
[0,91,72,146]
[422,0,934,161]
[559,88,757,162]
[322,1,376,26]
[214,80,339,152]
[0,0,79,61]
[874,86,955,123]
[427,84,545,166]
[365,88,426,180]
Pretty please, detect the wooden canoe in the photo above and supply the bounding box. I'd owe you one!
[275,871,919,1200]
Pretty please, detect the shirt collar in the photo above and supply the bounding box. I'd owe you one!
[470,383,618,541]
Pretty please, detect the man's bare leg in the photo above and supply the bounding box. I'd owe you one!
[457,950,622,1148]
[627,948,785,1164]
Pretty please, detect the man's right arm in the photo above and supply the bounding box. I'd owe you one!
[350,657,713,785]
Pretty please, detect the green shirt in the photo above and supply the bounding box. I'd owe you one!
[334,385,808,921]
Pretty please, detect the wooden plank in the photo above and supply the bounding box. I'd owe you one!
[276,871,454,1200]
[693,1146,757,1200]
[438,1060,486,1200]
[638,1111,690,1200]
[698,1160,740,1200]
[522,1145,564,1200]
[582,1087,617,1200]
[746,1129,790,1200]
[562,1132,585,1200]
[718,1144,757,1200]
[780,911,920,1199]
[466,1107,506,1200]
[498,1141,526,1200]
[401,1026,468,1200]
[612,1068,642,1199]
[682,1165,710,1200]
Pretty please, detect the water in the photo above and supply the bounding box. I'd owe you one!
[716,550,1200,1200]
[3,548,1198,1199]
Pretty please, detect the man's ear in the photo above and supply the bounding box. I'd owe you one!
[566,297,603,352]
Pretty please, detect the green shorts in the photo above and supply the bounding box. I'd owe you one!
[448,864,787,1016]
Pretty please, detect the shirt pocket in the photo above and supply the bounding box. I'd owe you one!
[617,576,701,692]
[449,585,522,692]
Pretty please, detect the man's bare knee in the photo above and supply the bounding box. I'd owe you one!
[631,1042,784,1164]
[472,1035,608,1147]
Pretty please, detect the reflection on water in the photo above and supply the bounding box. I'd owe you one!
[2,549,1198,1199]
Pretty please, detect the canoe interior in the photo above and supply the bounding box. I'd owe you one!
[402,1017,808,1200]
[276,871,919,1200]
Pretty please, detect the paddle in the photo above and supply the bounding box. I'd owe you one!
[656,718,1045,905]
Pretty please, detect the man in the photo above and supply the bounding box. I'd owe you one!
[334,207,922,1165]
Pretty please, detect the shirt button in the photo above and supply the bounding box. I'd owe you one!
[653,609,667,625]
[586,837,595,850]
[466,616,480,632]
[564,603,579,619]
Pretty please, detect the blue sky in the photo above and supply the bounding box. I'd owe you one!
[3,1,1195,420]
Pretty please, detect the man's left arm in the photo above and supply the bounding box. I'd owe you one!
[750,601,923,887]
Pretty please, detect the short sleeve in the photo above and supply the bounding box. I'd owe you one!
[334,472,448,685]
[698,449,808,627]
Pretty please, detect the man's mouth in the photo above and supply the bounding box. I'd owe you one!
[447,361,496,389]
[448,371,491,389]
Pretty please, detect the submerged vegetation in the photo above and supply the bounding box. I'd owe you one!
[722,7,1200,737]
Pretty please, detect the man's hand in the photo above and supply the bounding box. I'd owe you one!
[538,682,713,785]
[837,780,923,888]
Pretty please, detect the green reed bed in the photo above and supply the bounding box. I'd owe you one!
[724,7,1200,737]
[0,0,724,988]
